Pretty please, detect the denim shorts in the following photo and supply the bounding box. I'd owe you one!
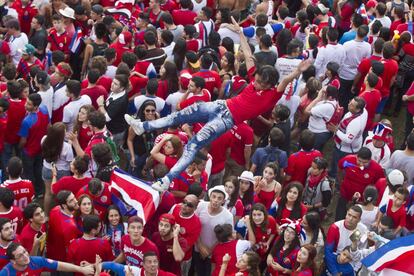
[42,167,71,182]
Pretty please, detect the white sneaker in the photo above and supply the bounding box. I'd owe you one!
[151,179,170,192]
[124,114,145,136]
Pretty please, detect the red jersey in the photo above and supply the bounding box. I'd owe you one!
[379,199,406,228]
[1,178,34,210]
[356,55,382,91]
[156,79,170,100]
[171,9,197,26]
[186,39,201,52]
[13,2,38,34]
[179,89,211,110]
[0,239,19,269]
[0,207,24,234]
[212,239,251,276]
[109,42,133,66]
[47,28,70,54]
[359,89,381,130]
[379,58,398,98]
[151,232,188,275]
[249,216,277,257]
[0,116,6,152]
[209,130,232,174]
[17,58,44,79]
[19,223,46,254]
[170,204,202,260]
[68,237,114,275]
[254,190,277,210]
[285,150,322,185]
[78,125,94,150]
[226,68,283,125]
[81,76,112,93]
[46,206,81,261]
[192,70,222,96]
[229,122,254,166]
[5,99,26,144]
[76,182,112,217]
[170,170,209,203]
[121,235,159,267]
[52,176,91,196]
[338,155,384,201]
[80,85,108,110]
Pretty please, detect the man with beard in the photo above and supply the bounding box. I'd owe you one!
[169,194,201,276]
[0,188,23,235]
[46,190,81,263]
[151,214,187,275]
[114,216,159,268]
[0,218,19,269]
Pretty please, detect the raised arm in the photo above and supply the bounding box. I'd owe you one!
[231,16,255,71]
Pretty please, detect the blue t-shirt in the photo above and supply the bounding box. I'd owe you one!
[0,256,58,276]
[251,145,288,176]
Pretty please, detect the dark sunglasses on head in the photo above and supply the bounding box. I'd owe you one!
[183,200,195,208]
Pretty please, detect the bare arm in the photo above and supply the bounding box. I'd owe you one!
[231,16,255,71]
[172,224,185,262]
[244,145,252,170]
[277,60,313,92]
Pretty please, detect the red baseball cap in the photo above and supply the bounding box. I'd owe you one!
[179,72,192,90]
[366,0,377,9]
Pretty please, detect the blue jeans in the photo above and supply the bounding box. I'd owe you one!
[328,146,349,181]
[1,143,21,182]
[313,131,332,151]
[143,101,234,181]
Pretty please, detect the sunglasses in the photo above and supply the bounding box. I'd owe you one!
[145,109,156,113]
[183,200,195,208]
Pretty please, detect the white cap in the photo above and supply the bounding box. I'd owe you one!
[208,185,229,201]
[387,169,404,186]
[59,7,75,19]
[238,171,254,183]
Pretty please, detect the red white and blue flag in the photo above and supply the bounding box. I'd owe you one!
[110,168,160,224]
[362,234,414,275]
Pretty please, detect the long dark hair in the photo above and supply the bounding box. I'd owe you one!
[104,205,124,228]
[173,38,187,71]
[239,178,254,209]
[244,251,261,276]
[304,212,324,245]
[275,182,304,221]
[136,100,156,121]
[225,177,240,208]
[294,244,316,274]
[42,122,66,163]
[249,203,269,234]
[271,227,301,259]
[73,104,95,134]
[223,52,236,75]
[160,61,179,95]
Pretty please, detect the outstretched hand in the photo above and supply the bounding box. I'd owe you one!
[297,59,313,73]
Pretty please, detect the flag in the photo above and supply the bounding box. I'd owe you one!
[110,168,160,224]
[357,4,370,24]
[362,234,414,275]
[69,27,84,55]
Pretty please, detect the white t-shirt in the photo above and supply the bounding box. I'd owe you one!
[41,137,74,171]
[134,95,165,113]
[62,95,92,133]
[275,57,302,93]
[357,204,379,229]
[339,40,371,80]
[192,0,206,13]
[52,85,69,111]
[308,100,337,133]
[218,27,241,44]
[105,66,117,79]
[195,201,234,252]
[10,33,29,65]
[38,87,54,118]
[162,42,175,60]
[277,94,300,128]
[166,91,185,113]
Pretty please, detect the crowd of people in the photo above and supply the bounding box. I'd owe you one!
[0,0,413,274]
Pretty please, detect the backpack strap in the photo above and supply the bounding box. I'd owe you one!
[322,101,337,122]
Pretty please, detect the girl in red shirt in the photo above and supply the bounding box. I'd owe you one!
[220,251,261,276]
[254,163,282,210]
[238,172,255,216]
[149,134,183,171]
[157,61,179,100]
[292,244,317,276]
[74,194,98,232]
[224,177,244,224]
[74,104,95,150]
[274,182,307,226]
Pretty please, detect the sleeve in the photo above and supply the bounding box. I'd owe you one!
[18,118,30,138]
[279,151,288,168]
[243,127,254,146]
[31,257,59,271]
[379,203,386,214]
[242,27,255,38]
[313,48,325,78]
[62,107,72,124]
[325,224,340,274]
[271,23,283,34]
[101,262,127,276]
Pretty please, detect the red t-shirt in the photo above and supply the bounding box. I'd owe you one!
[192,70,222,96]
[275,202,307,225]
[0,207,24,235]
[226,68,283,125]
[250,216,277,257]
[170,204,202,260]
[0,239,19,269]
[5,99,26,144]
[154,131,188,146]
[171,9,197,26]
[380,58,399,98]
[151,232,188,275]
[82,76,112,93]
[170,170,209,203]
[229,122,254,166]
[405,82,414,115]
[209,131,232,174]
[356,55,382,91]
[380,199,406,228]
[143,191,175,237]
[186,39,201,52]
[52,176,92,196]
[76,182,112,218]
[19,223,46,254]
[179,89,211,110]
[359,89,382,130]
[374,178,387,206]
[390,19,403,35]
[78,125,94,150]
[1,179,34,210]
[47,29,70,54]
[285,150,322,185]
[211,240,244,276]
[46,206,82,261]
[0,116,6,152]
[68,237,114,275]
[164,155,179,169]
[121,235,159,267]
[129,75,148,98]
[339,155,384,201]
[80,85,108,110]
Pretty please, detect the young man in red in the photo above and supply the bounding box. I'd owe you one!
[76,178,112,218]
[176,76,211,111]
[151,214,188,275]
[16,44,44,79]
[0,188,23,235]
[192,54,221,99]
[114,216,159,267]
[47,190,81,262]
[171,0,197,26]
[0,218,19,269]
[359,72,382,131]
[68,214,114,275]
[18,93,49,197]
[20,203,46,256]
[1,157,34,210]
[47,14,70,57]
[109,31,133,66]
[80,69,108,110]
[336,147,384,221]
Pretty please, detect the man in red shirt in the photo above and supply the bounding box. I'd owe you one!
[359,72,382,131]
[225,122,253,180]
[151,214,188,275]
[176,76,211,111]
[80,69,108,110]
[76,178,112,218]
[336,147,384,220]
[169,194,201,275]
[18,93,49,197]
[192,54,221,99]
[68,214,114,274]
[126,24,311,192]
[16,44,44,79]
[0,188,23,235]
[46,190,81,262]
[12,0,38,34]
[109,31,133,66]
[171,0,197,26]
[1,157,34,210]
[47,14,70,56]
[0,218,19,269]
[285,130,322,185]
[20,202,46,255]
[208,130,232,188]
[114,216,159,267]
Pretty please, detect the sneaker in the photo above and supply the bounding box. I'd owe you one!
[151,179,170,192]
[124,114,145,136]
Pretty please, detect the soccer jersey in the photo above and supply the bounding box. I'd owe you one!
[192,70,221,96]
[5,99,26,145]
[1,178,34,210]
[285,150,322,185]
[51,176,91,196]
[0,256,58,275]
[19,223,46,254]
[121,235,159,267]
[0,207,23,235]
[249,216,277,257]
[47,28,69,54]
[211,239,251,276]
[170,170,208,202]
[229,122,254,166]
[379,199,406,228]
[76,182,112,218]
